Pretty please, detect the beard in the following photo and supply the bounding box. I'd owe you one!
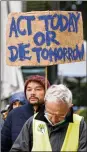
[29,96,42,106]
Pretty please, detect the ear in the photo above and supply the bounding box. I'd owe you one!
[71,104,73,107]
[68,104,73,111]
[69,104,73,108]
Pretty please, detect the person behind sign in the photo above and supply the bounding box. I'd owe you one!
[1,92,26,123]
[10,84,87,152]
[8,92,27,112]
[1,75,50,152]
[1,92,26,130]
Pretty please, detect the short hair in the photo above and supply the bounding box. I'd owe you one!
[44,84,72,107]
[24,75,50,97]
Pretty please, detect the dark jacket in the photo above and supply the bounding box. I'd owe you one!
[0,117,4,130]
[10,107,87,152]
[1,103,34,152]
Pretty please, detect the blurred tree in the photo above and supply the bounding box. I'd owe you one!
[60,1,87,40]
[26,1,51,11]
[76,108,87,123]
[63,77,87,106]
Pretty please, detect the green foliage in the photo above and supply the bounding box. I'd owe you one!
[76,108,87,123]
[64,77,87,106]
[27,1,50,11]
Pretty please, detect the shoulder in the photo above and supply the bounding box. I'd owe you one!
[9,103,33,114]
[12,104,28,112]
[80,117,87,131]
[19,116,34,132]
[25,116,34,127]
[6,106,23,119]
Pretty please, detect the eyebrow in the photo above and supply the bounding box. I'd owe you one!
[27,86,43,89]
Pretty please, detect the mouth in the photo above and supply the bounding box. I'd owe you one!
[30,97,38,101]
[30,98,36,100]
[29,98,39,105]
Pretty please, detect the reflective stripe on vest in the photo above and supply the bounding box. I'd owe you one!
[32,114,82,151]
[61,114,82,151]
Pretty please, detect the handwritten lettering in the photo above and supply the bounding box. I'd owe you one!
[9,12,80,37]
[8,43,84,62]
[38,12,80,33]
[7,11,84,66]
[8,43,32,62]
[34,31,60,46]
[9,16,35,37]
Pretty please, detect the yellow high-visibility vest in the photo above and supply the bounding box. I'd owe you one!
[32,114,82,151]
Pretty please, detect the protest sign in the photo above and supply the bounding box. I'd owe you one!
[6,11,85,66]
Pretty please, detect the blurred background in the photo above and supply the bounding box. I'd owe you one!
[1,1,87,122]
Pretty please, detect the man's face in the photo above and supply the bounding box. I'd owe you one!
[26,81,45,105]
[45,100,72,125]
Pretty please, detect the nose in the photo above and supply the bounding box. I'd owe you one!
[51,116,60,125]
[31,89,36,94]
[16,103,20,107]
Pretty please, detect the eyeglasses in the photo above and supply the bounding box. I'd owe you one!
[44,111,66,120]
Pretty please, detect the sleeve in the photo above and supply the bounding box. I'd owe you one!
[1,111,12,152]
[10,117,33,152]
[78,118,87,151]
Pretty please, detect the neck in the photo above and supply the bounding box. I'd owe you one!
[33,105,38,113]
